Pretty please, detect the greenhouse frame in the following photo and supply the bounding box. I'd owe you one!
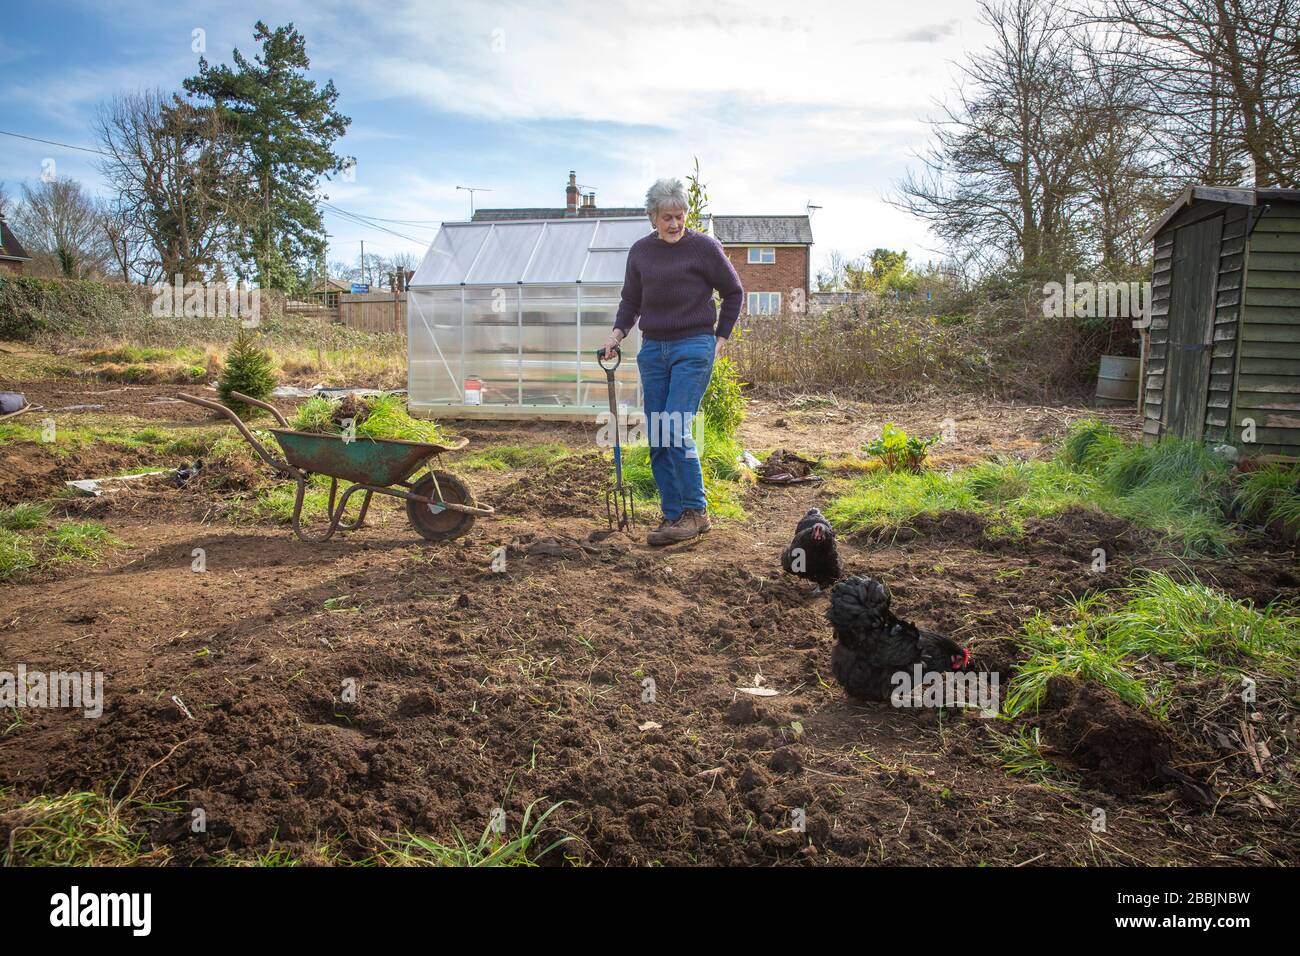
[406,216,648,419]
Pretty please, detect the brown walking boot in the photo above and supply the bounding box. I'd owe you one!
[646,513,702,546]
[684,508,712,533]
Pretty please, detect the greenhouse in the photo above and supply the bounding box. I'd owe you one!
[406,216,648,419]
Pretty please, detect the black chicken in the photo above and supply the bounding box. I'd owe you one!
[780,508,842,590]
[827,575,970,702]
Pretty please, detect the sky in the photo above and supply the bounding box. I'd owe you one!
[0,0,992,278]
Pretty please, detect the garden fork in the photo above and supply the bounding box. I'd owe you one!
[597,346,635,532]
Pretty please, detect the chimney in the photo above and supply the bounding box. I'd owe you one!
[585,190,597,210]
[565,170,579,216]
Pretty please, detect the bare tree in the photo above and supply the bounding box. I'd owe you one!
[1088,0,1300,187]
[100,198,159,284]
[97,89,255,282]
[11,178,110,279]
[1072,34,1166,268]
[895,0,1099,274]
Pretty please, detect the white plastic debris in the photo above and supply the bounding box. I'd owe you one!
[65,471,167,496]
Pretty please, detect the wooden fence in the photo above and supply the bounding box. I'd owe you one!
[337,291,406,335]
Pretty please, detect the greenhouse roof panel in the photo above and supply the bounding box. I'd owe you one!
[409,216,649,287]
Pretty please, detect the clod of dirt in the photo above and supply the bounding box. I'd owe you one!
[1032,676,1176,795]
[769,747,802,775]
[331,395,371,429]
[395,690,440,718]
[737,761,773,791]
[725,697,763,725]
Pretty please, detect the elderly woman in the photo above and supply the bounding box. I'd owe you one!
[600,178,744,546]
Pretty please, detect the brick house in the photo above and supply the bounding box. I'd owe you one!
[707,215,813,314]
[0,218,31,276]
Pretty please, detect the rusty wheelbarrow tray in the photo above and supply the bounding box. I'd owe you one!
[177,390,494,542]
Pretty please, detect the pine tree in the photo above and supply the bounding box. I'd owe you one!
[184,21,352,293]
[218,330,277,414]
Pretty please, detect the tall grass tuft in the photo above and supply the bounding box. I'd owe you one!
[1004,572,1299,718]
[1234,463,1300,537]
[371,799,572,867]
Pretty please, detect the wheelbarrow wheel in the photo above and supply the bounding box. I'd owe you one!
[407,471,476,542]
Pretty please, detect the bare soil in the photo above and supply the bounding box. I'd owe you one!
[1,391,1297,866]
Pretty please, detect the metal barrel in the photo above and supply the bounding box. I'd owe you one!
[1095,354,1140,406]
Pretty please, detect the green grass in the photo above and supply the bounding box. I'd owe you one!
[370,799,572,867]
[286,393,452,445]
[0,505,118,581]
[826,419,1237,553]
[1234,463,1300,537]
[0,418,214,459]
[0,790,176,866]
[1004,572,1299,719]
[226,474,337,526]
[460,443,571,471]
[992,726,1073,786]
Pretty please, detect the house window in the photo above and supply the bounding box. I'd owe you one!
[747,247,775,264]
[748,292,781,314]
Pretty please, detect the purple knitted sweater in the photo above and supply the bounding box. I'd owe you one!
[613,228,745,341]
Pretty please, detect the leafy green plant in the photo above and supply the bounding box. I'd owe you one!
[700,355,746,438]
[863,422,940,472]
[218,329,277,414]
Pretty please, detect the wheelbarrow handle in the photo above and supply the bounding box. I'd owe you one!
[176,393,299,478]
[226,390,289,427]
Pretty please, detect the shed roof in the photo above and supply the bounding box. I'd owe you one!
[0,219,31,261]
[709,215,813,244]
[1142,186,1300,244]
[409,216,650,287]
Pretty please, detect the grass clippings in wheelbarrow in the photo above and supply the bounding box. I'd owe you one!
[291,393,452,445]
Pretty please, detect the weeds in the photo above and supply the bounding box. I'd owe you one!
[864,422,940,472]
[827,419,1237,553]
[1004,572,1299,718]
[371,799,572,867]
[0,504,118,581]
[1234,464,1300,537]
[0,790,175,866]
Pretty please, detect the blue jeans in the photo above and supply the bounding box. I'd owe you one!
[637,333,715,521]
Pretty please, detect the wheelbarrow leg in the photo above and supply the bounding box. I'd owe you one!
[336,489,374,531]
[290,475,345,542]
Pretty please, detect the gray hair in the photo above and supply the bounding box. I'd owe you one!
[645,178,687,221]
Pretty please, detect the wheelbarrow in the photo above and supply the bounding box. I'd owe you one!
[177,391,494,542]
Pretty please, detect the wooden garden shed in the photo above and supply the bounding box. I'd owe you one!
[1141,186,1300,460]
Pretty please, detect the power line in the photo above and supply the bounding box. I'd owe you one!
[320,202,429,244]
[322,202,440,232]
[0,129,108,156]
[1,127,436,246]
